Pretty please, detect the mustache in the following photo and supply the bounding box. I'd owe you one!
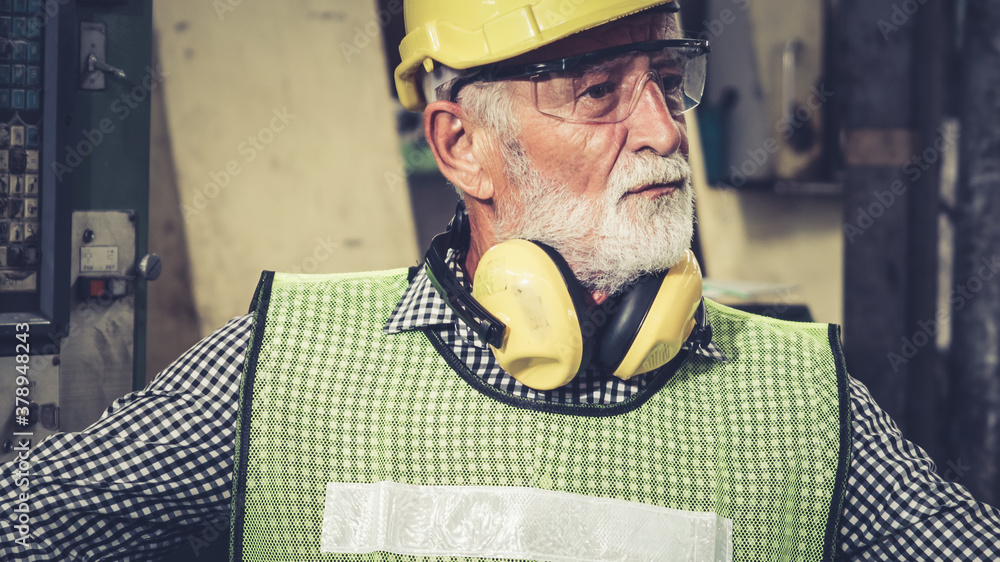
[607,152,692,198]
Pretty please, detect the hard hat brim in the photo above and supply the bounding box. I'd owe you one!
[395,0,679,111]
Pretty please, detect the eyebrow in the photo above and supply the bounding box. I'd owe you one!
[572,52,640,77]
[649,50,684,69]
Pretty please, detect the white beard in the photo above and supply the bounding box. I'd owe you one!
[493,143,695,296]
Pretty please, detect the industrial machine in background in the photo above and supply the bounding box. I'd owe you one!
[0,0,153,463]
[686,0,840,194]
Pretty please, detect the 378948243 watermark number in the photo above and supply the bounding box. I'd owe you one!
[13,324,33,427]
[11,323,34,547]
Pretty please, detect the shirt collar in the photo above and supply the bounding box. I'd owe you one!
[384,247,487,347]
[384,249,727,362]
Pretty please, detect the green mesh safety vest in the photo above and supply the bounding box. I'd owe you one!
[230,269,850,562]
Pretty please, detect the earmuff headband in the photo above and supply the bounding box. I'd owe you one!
[424,204,507,348]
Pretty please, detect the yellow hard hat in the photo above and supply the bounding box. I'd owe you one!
[395,0,679,111]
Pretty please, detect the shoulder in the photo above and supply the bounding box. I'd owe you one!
[147,313,254,393]
[703,298,841,359]
[268,268,413,286]
[838,376,1000,559]
[250,268,416,334]
[258,268,413,302]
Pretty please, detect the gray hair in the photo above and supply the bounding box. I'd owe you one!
[442,79,523,197]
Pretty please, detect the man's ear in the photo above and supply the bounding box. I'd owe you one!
[424,101,496,200]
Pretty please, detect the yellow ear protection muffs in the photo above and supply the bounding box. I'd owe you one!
[425,204,703,391]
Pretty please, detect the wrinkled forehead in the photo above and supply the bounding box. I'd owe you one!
[511,10,680,65]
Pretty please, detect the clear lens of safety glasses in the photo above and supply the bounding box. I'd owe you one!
[529,45,708,124]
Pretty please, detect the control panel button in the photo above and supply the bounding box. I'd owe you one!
[9,146,24,171]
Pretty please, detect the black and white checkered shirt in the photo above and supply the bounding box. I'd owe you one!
[2,253,999,560]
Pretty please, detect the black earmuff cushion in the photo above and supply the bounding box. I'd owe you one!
[530,241,596,373]
[598,273,667,370]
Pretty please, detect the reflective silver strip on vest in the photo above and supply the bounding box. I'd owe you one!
[321,481,733,562]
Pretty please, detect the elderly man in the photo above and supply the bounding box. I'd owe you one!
[3,0,1000,560]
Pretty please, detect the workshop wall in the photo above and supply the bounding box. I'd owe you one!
[146,69,200,379]
[148,0,418,371]
[686,0,844,326]
[691,112,843,326]
[693,167,844,326]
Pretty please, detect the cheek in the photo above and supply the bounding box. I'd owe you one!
[674,114,690,157]
[522,123,628,194]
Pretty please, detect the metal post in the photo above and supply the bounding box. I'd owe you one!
[950,0,1000,506]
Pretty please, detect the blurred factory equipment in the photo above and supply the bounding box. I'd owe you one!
[0,0,152,462]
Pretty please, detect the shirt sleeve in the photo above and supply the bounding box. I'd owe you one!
[838,376,1000,561]
[0,314,252,561]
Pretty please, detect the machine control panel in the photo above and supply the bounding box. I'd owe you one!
[0,0,43,301]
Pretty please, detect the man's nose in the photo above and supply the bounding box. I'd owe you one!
[623,76,684,156]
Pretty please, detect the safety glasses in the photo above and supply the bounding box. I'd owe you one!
[448,39,710,124]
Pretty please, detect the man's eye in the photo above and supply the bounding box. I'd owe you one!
[581,83,614,99]
[661,74,683,93]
